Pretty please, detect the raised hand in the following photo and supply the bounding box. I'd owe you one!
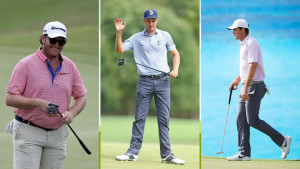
[114,18,126,32]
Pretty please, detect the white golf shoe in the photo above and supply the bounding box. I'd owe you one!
[162,154,185,165]
[281,136,291,159]
[115,153,138,161]
[227,152,251,161]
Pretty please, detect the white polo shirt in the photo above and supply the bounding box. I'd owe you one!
[240,35,265,83]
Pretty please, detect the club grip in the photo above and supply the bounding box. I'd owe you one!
[228,86,234,104]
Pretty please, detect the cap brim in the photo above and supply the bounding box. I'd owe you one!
[227,26,236,30]
[144,17,158,19]
[47,33,67,40]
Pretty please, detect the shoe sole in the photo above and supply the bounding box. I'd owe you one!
[115,158,137,161]
[162,160,184,165]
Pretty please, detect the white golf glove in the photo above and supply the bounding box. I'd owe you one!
[5,119,14,134]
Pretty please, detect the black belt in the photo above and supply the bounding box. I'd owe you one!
[15,115,55,131]
[141,74,168,80]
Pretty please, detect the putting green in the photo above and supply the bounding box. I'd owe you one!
[202,156,300,169]
[100,116,199,168]
[101,142,199,169]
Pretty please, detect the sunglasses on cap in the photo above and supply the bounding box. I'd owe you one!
[45,35,67,46]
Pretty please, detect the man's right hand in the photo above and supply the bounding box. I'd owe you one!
[37,99,57,117]
[229,76,241,91]
[114,18,126,32]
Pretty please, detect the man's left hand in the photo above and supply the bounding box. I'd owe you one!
[242,86,249,101]
[61,111,74,124]
[169,70,178,78]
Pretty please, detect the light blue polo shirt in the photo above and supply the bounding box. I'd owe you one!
[122,28,176,75]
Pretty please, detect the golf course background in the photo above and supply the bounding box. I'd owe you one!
[100,0,199,168]
[202,0,300,167]
[0,1,99,168]
[100,0,199,118]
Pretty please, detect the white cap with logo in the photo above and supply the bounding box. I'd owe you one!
[227,19,249,30]
[43,21,67,39]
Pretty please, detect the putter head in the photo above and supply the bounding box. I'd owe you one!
[117,58,125,66]
[216,151,224,155]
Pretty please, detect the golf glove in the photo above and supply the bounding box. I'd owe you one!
[5,119,14,134]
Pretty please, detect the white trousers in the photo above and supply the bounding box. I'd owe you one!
[13,120,68,169]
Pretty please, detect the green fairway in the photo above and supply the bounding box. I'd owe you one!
[0,0,98,168]
[202,156,300,169]
[101,116,199,168]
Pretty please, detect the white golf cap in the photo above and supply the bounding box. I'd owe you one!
[43,21,67,39]
[227,19,249,30]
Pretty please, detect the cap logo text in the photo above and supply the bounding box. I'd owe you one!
[51,26,66,32]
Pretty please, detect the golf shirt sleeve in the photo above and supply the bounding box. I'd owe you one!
[122,36,134,52]
[7,60,28,95]
[164,32,176,51]
[71,62,87,98]
[247,42,259,63]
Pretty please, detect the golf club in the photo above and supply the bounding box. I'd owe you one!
[50,105,91,155]
[216,86,234,155]
[118,58,170,75]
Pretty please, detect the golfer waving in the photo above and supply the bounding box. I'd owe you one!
[114,9,184,164]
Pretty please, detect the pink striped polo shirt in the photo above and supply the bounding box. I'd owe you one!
[7,48,87,129]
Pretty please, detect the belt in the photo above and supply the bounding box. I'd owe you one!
[242,81,264,85]
[141,73,168,80]
[15,115,55,131]
[250,81,263,85]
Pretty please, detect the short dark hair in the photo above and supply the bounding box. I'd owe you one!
[39,34,47,45]
[238,27,249,35]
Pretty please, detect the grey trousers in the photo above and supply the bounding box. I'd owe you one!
[127,75,172,158]
[237,81,284,157]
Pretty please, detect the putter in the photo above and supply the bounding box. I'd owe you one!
[51,105,91,155]
[216,86,234,155]
[118,58,170,75]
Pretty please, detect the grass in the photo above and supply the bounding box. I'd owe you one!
[101,142,199,169]
[100,115,199,168]
[202,156,300,169]
[0,0,98,168]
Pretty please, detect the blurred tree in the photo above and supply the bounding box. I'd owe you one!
[101,0,199,118]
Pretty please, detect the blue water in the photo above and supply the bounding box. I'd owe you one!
[202,0,300,160]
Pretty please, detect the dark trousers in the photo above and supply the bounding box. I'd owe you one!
[237,81,284,157]
[127,75,172,157]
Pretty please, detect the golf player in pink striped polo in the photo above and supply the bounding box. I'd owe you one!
[6,21,87,169]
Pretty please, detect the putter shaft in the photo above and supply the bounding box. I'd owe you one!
[56,109,91,155]
[217,86,234,155]
[219,104,230,153]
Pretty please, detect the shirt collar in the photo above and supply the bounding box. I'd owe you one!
[143,28,158,36]
[36,47,63,62]
[240,35,251,46]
